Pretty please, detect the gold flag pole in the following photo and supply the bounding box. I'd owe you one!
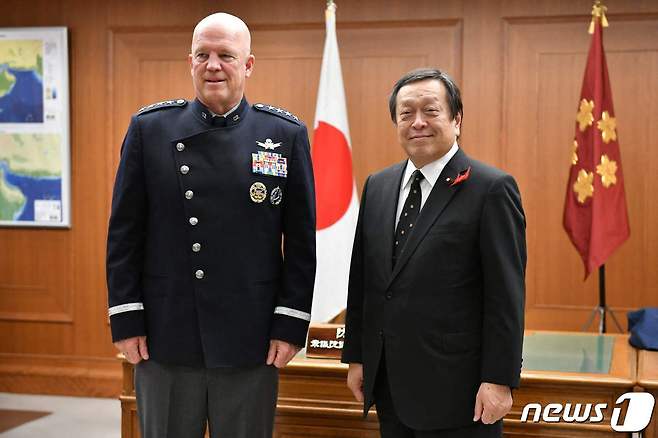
[589,0,609,34]
[579,1,624,334]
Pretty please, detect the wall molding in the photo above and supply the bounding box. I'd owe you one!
[0,353,121,397]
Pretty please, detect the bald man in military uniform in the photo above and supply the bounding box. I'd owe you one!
[106,13,316,438]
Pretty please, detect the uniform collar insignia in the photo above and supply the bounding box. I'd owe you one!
[192,97,249,127]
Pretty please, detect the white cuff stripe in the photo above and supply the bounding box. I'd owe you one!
[274,306,311,322]
[108,302,144,316]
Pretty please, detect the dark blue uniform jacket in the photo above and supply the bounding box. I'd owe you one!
[107,98,316,368]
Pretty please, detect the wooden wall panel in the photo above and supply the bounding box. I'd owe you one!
[604,37,658,309]
[0,232,72,322]
[109,29,194,185]
[0,0,657,397]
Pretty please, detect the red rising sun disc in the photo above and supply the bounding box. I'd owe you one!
[312,121,354,230]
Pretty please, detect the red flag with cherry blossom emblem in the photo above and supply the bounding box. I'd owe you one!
[563,2,630,278]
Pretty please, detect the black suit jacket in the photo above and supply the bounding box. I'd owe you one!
[107,98,316,368]
[342,148,526,430]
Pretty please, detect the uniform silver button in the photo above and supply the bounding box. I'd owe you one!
[176,142,185,152]
[176,99,185,104]
[189,217,198,226]
[192,243,201,252]
[185,190,193,200]
[180,165,189,175]
[195,270,204,279]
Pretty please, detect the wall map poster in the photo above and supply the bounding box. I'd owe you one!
[0,27,70,227]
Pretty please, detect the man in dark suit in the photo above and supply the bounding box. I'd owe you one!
[106,12,315,438]
[342,68,526,438]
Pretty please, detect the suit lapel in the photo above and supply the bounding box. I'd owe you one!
[380,161,407,275]
[387,149,471,288]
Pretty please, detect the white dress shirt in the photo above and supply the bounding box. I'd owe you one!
[395,142,459,229]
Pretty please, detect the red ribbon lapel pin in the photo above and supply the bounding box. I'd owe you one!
[448,166,471,187]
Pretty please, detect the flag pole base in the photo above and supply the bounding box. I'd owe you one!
[582,305,624,333]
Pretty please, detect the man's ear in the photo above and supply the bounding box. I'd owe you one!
[245,54,255,78]
[454,112,462,138]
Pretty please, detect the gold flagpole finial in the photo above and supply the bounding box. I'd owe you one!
[326,0,337,19]
[589,0,609,34]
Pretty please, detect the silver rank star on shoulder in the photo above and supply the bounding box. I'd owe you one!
[256,138,282,150]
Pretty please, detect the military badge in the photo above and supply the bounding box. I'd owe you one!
[270,186,283,205]
[252,151,288,178]
[256,138,281,150]
[250,182,267,203]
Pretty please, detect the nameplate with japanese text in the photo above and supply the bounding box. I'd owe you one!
[306,323,345,359]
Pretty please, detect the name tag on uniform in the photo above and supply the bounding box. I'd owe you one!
[252,151,288,178]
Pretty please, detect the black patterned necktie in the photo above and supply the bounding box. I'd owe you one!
[393,170,424,267]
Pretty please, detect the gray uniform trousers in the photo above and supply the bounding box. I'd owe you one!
[135,360,278,438]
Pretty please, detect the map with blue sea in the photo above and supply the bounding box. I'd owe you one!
[0,40,43,123]
[0,133,62,222]
[0,31,68,226]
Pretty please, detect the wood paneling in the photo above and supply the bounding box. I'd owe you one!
[0,353,120,396]
[0,0,657,396]
[0,230,72,323]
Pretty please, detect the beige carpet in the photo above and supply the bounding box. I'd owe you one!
[0,409,51,433]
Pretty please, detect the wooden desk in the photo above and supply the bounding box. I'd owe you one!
[637,349,658,438]
[504,332,637,437]
[119,358,139,438]
[276,356,379,437]
[119,332,638,438]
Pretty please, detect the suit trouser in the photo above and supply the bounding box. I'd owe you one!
[135,359,278,438]
[374,353,502,438]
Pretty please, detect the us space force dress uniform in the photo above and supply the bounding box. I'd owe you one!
[106,97,316,368]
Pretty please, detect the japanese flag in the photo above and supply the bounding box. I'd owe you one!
[311,2,358,322]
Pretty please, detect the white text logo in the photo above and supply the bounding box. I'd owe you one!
[520,392,655,433]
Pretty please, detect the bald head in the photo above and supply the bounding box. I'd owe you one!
[192,13,251,57]
[188,12,255,114]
